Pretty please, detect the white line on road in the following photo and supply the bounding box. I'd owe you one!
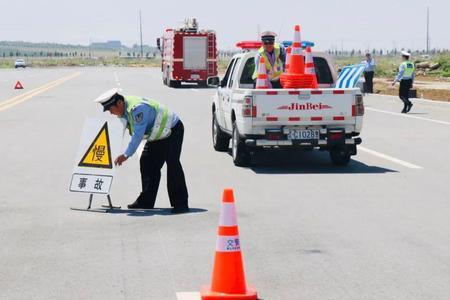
[359,146,423,169]
[190,89,199,93]
[366,107,450,126]
[176,292,201,300]
[113,71,121,87]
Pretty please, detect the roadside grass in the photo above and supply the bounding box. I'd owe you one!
[333,54,450,79]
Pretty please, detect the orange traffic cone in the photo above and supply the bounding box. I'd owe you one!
[280,25,316,89]
[201,189,257,300]
[255,56,269,89]
[288,25,305,74]
[304,47,318,88]
[14,81,23,89]
[285,46,292,72]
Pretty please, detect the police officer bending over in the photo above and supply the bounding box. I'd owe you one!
[95,89,189,214]
[252,31,286,88]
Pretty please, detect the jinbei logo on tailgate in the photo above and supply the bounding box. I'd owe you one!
[277,103,333,110]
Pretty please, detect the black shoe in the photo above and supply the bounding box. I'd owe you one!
[127,200,154,209]
[171,206,190,214]
[406,103,413,113]
[401,108,407,113]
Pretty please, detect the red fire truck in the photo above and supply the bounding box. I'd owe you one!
[157,18,217,88]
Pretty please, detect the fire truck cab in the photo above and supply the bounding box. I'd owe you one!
[157,18,218,88]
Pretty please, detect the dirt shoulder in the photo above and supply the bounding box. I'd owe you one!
[374,77,450,102]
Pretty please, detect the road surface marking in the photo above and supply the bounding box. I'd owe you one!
[176,292,201,300]
[366,107,450,126]
[0,72,82,112]
[191,89,199,93]
[114,71,121,87]
[359,146,423,169]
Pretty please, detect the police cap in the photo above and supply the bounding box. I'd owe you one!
[401,50,411,57]
[261,31,276,44]
[94,88,123,111]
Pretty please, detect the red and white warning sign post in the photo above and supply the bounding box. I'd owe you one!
[69,118,125,211]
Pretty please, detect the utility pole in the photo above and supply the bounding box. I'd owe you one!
[426,7,430,54]
[139,10,143,58]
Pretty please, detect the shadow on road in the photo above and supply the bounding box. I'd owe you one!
[166,83,213,89]
[229,150,396,174]
[108,207,208,217]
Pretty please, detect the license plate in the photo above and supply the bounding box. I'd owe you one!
[190,74,200,79]
[287,129,319,140]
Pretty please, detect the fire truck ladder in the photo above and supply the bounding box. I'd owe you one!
[207,33,216,76]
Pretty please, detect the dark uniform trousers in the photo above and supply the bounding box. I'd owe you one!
[399,79,413,110]
[138,120,188,209]
[364,71,374,93]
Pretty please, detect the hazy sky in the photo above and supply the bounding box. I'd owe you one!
[0,0,448,51]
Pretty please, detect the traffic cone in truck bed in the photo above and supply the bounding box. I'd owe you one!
[200,189,257,300]
[280,25,316,89]
[255,56,269,89]
[304,47,319,88]
[285,46,292,72]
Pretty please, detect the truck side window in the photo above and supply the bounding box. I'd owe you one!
[313,57,334,84]
[228,58,241,88]
[239,58,255,87]
[221,58,236,88]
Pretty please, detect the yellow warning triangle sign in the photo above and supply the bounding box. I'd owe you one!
[78,122,113,169]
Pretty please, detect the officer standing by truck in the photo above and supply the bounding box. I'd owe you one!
[94,89,189,213]
[252,31,286,88]
[392,51,416,113]
[362,52,376,93]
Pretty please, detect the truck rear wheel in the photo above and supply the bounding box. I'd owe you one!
[212,112,230,151]
[232,123,250,167]
[330,146,351,166]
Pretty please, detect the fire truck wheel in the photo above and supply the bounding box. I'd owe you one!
[169,80,181,88]
[198,80,207,88]
[232,122,250,167]
[212,111,230,151]
[330,146,351,166]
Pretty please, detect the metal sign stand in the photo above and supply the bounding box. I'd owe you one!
[71,193,121,213]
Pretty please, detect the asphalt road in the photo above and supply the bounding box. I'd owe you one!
[1,67,450,300]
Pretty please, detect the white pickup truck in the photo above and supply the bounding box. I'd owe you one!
[209,50,364,166]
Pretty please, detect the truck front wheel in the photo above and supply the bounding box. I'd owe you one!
[232,123,250,167]
[169,80,181,88]
[330,146,351,166]
[212,112,230,151]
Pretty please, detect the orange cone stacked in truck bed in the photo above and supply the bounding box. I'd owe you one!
[304,46,319,88]
[255,56,269,89]
[280,25,316,89]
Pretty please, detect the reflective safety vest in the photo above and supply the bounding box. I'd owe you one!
[125,96,175,141]
[401,61,415,79]
[252,43,284,81]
